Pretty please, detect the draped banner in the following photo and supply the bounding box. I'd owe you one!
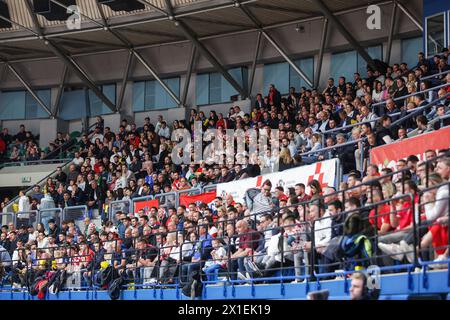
[216,159,339,203]
[370,126,450,170]
[179,191,217,207]
[133,199,159,214]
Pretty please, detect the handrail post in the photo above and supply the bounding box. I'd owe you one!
[410,193,419,267]
[310,221,315,280]
[417,189,423,262]
[447,182,450,268]
[358,140,364,177]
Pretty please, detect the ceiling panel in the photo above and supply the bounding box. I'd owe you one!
[0,0,392,61]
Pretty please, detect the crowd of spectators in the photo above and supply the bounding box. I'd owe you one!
[0,124,73,164]
[0,48,450,294]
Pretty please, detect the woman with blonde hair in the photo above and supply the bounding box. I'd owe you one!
[406,84,420,105]
[278,147,294,171]
[302,133,323,164]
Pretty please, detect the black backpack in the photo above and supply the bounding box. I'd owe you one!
[98,265,116,287]
[108,275,124,300]
[182,270,203,299]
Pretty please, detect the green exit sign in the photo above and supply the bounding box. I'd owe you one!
[21,177,31,183]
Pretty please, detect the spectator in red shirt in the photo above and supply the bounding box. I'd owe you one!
[377,180,419,261]
[230,219,260,280]
[294,183,311,203]
[128,133,140,149]
[367,188,393,235]
[0,137,5,159]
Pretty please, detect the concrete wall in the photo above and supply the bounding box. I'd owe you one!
[0,163,62,187]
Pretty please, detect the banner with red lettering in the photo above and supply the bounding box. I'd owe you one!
[370,126,450,170]
[179,191,217,207]
[133,199,159,214]
[216,159,338,203]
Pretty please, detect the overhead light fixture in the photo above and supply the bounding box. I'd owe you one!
[295,24,305,33]
[98,0,145,12]
[32,0,76,21]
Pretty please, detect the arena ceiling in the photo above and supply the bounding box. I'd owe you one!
[0,0,400,62]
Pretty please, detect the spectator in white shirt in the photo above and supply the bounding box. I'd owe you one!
[113,171,127,191]
[154,115,164,134]
[157,121,171,139]
[36,232,49,249]
[232,106,245,119]
[359,105,378,129]
[90,127,104,144]
[72,151,84,166]
[18,190,30,212]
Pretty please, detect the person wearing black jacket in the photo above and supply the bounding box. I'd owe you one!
[217,167,235,183]
[268,84,282,109]
[254,93,267,109]
[58,192,75,209]
[0,128,13,147]
[70,184,84,205]
[129,156,142,175]
[6,231,18,256]
[83,241,106,286]
[54,167,67,184]
[393,77,408,107]
[14,125,27,143]
[86,181,106,220]
[48,220,60,240]
[328,200,345,239]
[334,134,356,174]
[375,115,396,145]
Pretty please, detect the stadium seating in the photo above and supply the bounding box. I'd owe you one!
[1,46,450,301]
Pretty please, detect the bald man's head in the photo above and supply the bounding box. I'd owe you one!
[323,186,337,204]
[236,219,249,234]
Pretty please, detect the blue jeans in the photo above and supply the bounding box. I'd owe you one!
[203,264,223,282]
[229,257,246,279]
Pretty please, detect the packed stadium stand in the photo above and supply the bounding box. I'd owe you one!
[0,0,450,301]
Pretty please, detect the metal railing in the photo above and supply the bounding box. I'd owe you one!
[38,208,63,231]
[0,212,15,228]
[178,187,202,197]
[371,82,449,108]
[391,92,450,127]
[62,205,88,224]
[154,192,177,210]
[420,69,450,81]
[1,151,449,297]
[0,158,71,169]
[108,199,133,223]
[15,211,38,229]
[1,177,448,296]
[2,184,448,293]
[2,159,74,214]
[322,91,450,140]
[202,184,218,193]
